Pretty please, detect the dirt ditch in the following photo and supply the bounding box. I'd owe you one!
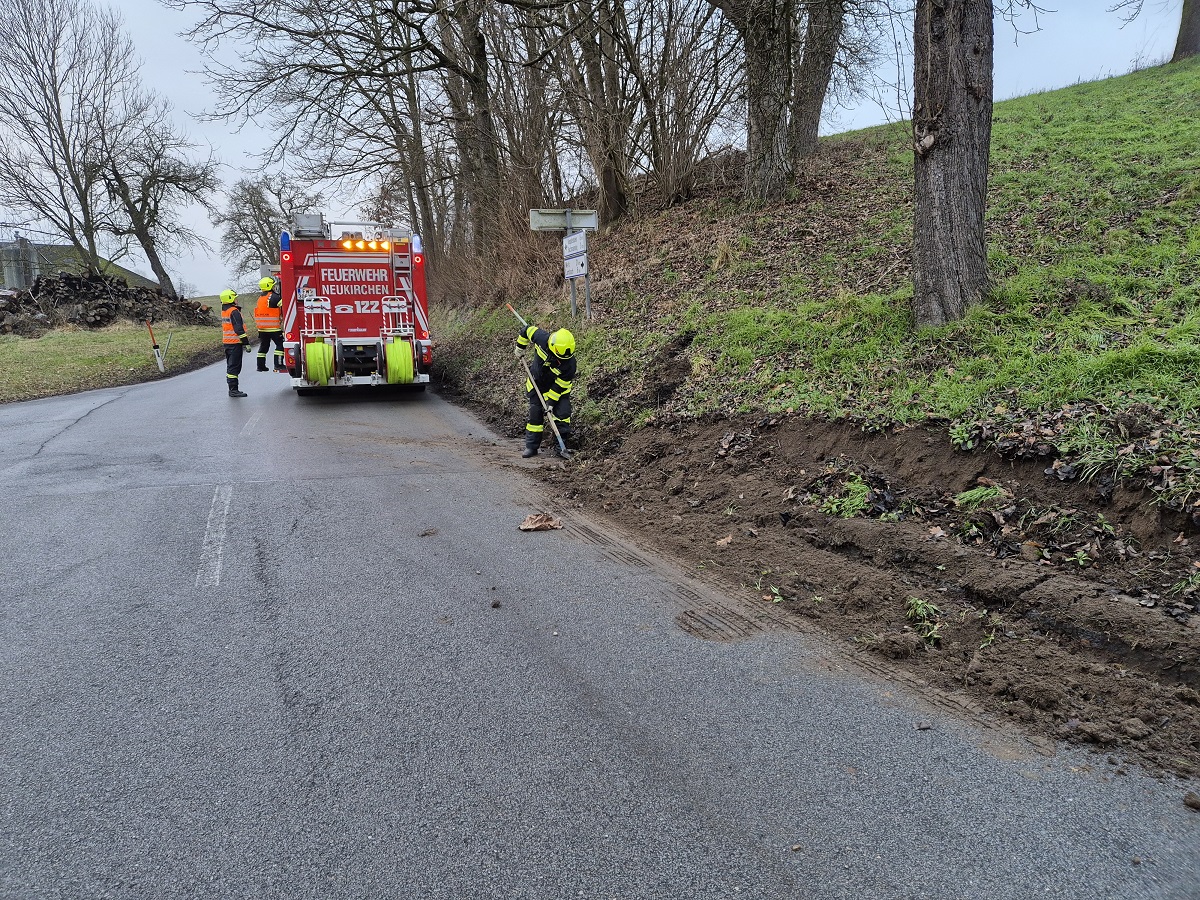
[527,414,1200,779]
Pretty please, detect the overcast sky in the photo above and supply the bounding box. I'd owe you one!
[112,0,1184,296]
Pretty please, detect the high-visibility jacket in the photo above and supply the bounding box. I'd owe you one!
[254,290,282,332]
[516,325,576,402]
[222,305,248,344]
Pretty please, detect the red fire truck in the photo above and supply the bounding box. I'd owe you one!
[277,213,432,393]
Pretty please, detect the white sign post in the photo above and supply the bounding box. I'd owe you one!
[529,208,597,319]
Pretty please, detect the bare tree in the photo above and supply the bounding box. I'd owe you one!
[709,0,798,200]
[212,176,324,278]
[709,0,873,199]
[617,0,743,205]
[551,0,635,224]
[0,0,132,275]
[100,93,219,298]
[438,0,511,249]
[174,0,515,257]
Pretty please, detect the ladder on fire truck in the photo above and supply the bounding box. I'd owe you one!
[299,291,336,386]
[380,236,417,384]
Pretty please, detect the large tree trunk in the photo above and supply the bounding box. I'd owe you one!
[397,61,442,266]
[596,0,629,224]
[911,0,993,328]
[1173,0,1199,61]
[712,0,795,201]
[790,0,845,160]
[463,25,504,252]
[134,229,178,298]
[742,5,795,200]
[438,0,505,256]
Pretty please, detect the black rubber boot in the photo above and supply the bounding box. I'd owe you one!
[228,379,247,398]
[521,433,540,458]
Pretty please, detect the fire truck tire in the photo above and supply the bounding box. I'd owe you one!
[305,340,334,386]
[386,339,414,385]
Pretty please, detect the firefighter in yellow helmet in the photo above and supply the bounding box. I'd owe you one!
[254,276,285,372]
[220,289,251,397]
[514,324,576,457]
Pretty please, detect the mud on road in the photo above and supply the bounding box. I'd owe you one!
[525,415,1200,780]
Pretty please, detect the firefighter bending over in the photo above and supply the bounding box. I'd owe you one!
[221,289,251,398]
[514,324,576,457]
[254,276,285,372]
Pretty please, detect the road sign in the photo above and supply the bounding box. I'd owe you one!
[564,256,588,279]
[563,231,587,258]
[530,208,598,232]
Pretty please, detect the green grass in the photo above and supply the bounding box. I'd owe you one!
[954,486,1005,510]
[435,58,1200,509]
[0,322,222,403]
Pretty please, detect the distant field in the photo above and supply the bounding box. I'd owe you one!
[0,322,222,404]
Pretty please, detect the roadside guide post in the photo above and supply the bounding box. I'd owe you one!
[528,208,598,320]
[145,320,166,373]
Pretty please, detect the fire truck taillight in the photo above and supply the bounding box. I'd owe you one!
[413,254,423,264]
[421,345,433,365]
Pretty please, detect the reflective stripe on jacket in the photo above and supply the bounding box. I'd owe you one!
[254,291,281,331]
[222,305,248,344]
[516,325,576,399]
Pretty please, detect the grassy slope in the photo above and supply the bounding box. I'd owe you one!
[0,323,223,403]
[435,58,1200,511]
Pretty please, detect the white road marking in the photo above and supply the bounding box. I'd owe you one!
[195,484,233,589]
[240,411,263,436]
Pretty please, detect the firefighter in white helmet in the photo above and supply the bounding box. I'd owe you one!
[514,324,576,457]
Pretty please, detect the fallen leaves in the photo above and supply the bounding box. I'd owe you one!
[519,513,563,531]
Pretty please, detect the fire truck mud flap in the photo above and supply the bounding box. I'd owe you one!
[385,338,415,385]
[304,340,335,386]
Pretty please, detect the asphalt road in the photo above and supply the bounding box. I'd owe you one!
[1,363,1197,900]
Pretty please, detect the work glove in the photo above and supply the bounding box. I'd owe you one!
[513,346,525,358]
[243,342,251,354]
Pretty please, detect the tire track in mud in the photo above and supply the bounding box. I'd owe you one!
[562,515,797,641]
[808,514,1200,691]
[555,510,1050,761]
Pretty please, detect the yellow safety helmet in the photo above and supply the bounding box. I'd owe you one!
[259,276,276,291]
[220,289,238,305]
[549,328,575,359]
